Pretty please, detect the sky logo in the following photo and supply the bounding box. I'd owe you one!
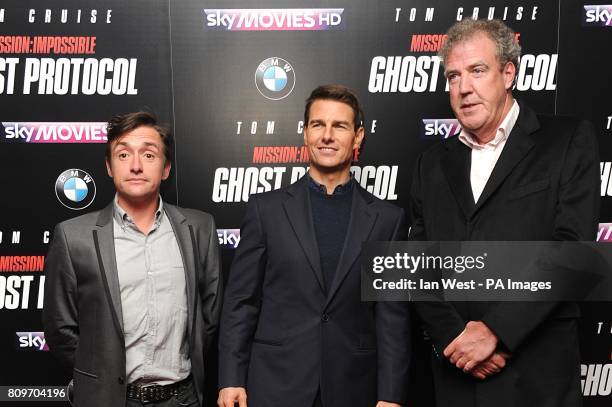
[421,119,461,139]
[583,5,612,26]
[217,229,241,249]
[597,223,612,242]
[16,332,49,351]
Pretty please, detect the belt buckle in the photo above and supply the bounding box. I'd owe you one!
[139,384,159,403]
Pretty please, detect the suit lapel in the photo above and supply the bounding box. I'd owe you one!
[94,203,124,336]
[282,177,326,293]
[165,204,197,343]
[441,140,475,219]
[325,185,377,307]
[473,102,539,213]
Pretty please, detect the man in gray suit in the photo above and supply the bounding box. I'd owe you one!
[43,111,222,407]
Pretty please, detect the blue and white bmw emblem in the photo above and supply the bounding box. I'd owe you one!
[63,177,88,202]
[255,57,296,100]
[55,169,96,210]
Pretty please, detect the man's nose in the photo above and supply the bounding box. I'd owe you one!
[459,74,473,95]
[130,155,143,172]
[321,125,334,142]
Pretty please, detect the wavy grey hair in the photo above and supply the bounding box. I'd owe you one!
[439,19,521,72]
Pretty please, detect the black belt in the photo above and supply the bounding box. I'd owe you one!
[126,376,190,403]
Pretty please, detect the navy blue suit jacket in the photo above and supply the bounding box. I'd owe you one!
[219,176,411,407]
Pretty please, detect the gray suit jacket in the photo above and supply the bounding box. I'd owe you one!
[43,201,222,407]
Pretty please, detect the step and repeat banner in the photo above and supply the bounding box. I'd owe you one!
[0,0,610,405]
[0,1,174,405]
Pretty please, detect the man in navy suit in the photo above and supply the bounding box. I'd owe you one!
[218,85,411,407]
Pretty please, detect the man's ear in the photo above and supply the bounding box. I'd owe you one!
[354,126,365,150]
[161,160,171,181]
[504,62,516,90]
[105,159,113,178]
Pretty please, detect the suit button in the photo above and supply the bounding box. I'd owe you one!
[322,313,329,322]
[118,377,124,385]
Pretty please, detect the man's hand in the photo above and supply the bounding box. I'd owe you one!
[470,351,511,380]
[376,402,402,407]
[443,321,498,372]
[218,387,247,407]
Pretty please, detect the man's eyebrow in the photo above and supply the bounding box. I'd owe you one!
[332,120,351,126]
[444,68,459,77]
[112,141,130,150]
[142,141,160,149]
[112,141,160,150]
[444,60,489,76]
[467,61,489,70]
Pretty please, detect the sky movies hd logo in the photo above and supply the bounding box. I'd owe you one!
[583,5,612,26]
[203,9,344,31]
[16,332,48,351]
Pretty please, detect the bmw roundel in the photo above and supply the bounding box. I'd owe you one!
[255,57,296,100]
[55,169,96,210]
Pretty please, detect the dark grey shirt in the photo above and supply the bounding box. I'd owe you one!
[307,174,354,291]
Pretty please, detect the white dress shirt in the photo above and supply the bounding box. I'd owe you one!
[458,99,520,203]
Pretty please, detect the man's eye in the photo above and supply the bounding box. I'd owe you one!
[144,153,155,159]
[118,152,129,159]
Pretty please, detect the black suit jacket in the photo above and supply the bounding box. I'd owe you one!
[219,176,411,407]
[43,202,222,407]
[409,100,599,407]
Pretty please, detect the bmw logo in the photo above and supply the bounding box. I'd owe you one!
[255,57,296,100]
[55,169,96,210]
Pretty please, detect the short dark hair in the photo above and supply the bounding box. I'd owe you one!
[304,85,364,131]
[105,111,174,163]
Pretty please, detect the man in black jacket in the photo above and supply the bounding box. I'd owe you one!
[409,19,599,407]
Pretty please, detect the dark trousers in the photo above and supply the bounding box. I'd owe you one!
[312,389,323,407]
[125,378,199,407]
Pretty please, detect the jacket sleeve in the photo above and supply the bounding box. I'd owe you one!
[199,214,223,353]
[218,196,267,388]
[42,223,79,371]
[481,119,600,352]
[376,209,412,404]
[409,153,466,356]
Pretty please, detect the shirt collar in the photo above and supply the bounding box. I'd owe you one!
[458,99,520,151]
[113,194,164,230]
[306,172,354,196]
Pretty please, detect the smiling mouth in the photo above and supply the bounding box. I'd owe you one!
[318,147,337,152]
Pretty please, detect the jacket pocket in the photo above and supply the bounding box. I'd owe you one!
[508,178,550,201]
[356,335,377,352]
[252,338,282,347]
